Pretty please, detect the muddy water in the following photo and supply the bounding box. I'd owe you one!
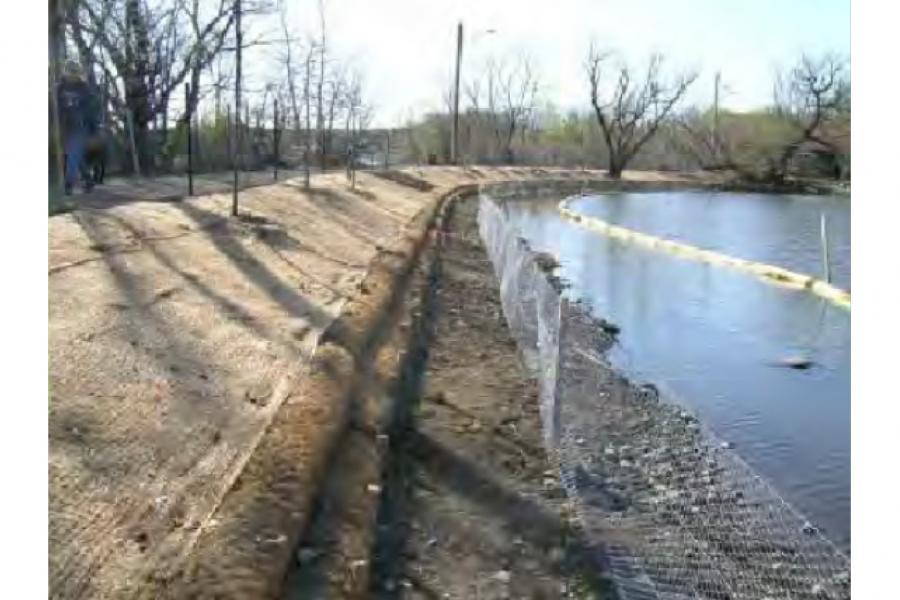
[501,194,851,551]
[568,191,851,289]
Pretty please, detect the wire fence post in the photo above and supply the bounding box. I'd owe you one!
[551,297,565,452]
[232,0,242,217]
[273,97,280,181]
[185,82,194,196]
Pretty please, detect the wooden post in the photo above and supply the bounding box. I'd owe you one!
[273,98,280,181]
[232,0,242,217]
[185,83,194,195]
[384,128,390,170]
[820,213,832,283]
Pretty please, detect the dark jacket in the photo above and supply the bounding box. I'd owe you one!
[57,78,99,136]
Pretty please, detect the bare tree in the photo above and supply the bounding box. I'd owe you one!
[342,68,372,181]
[50,0,67,194]
[492,57,539,162]
[275,0,317,185]
[303,40,316,187]
[343,70,363,141]
[183,0,237,120]
[209,50,232,119]
[276,0,302,130]
[585,45,697,178]
[315,0,327,169]
[462,77,485,162]
[769,53,849,182]
[461,56,538,164]
[672,108,734,171]
[322,63,347,165]
[72,0,237,171]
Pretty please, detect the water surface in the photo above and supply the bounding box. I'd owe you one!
[569,191,851,289]
[500,194,851,551]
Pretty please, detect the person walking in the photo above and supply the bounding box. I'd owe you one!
[57,60,99,194]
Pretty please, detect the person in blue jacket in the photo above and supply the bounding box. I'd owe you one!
[57,60,99,194]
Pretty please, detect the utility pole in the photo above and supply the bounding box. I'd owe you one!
[451,21,463,165]
[232,0,242,217]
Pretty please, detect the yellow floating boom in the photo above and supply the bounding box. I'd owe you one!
[558,197,851,311]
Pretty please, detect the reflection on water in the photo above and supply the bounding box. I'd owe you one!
[502,196,851,551]
[569,191,851,290]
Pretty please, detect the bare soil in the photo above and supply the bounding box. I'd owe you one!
[50,166,708,598]
[360,198,609,599]
[48,172,437,599]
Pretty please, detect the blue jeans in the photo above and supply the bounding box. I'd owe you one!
[64,130,87,189]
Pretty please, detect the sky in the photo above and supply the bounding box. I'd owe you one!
[244,0,850,127]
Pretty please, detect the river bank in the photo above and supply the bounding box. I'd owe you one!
[366,197,608,598]
[49,166,620,597]
[50,166,841,598]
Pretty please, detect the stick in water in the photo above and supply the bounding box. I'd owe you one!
[820,213,831,284]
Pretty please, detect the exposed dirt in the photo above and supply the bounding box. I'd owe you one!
[48,172,438,599]
[267,193,453,600]
[370,170,437,192]
[50,166,713,598]
[360,198,608,599]
[171,208,439,599]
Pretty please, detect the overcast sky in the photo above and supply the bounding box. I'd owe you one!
[242,0,850,126]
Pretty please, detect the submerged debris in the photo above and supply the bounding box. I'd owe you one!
[771,356,816,370]
[533,251,560,274]
[597,318,621,336]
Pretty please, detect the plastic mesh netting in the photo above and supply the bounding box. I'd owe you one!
[478,191,851,600]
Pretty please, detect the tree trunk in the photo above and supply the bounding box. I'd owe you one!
[608,156,623,179]
[323,81,339,167]
[188,64,202,120]
[316,1,326,171]
[49,0,65,194]
[160,98,172,171]
[125,0,154,173]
